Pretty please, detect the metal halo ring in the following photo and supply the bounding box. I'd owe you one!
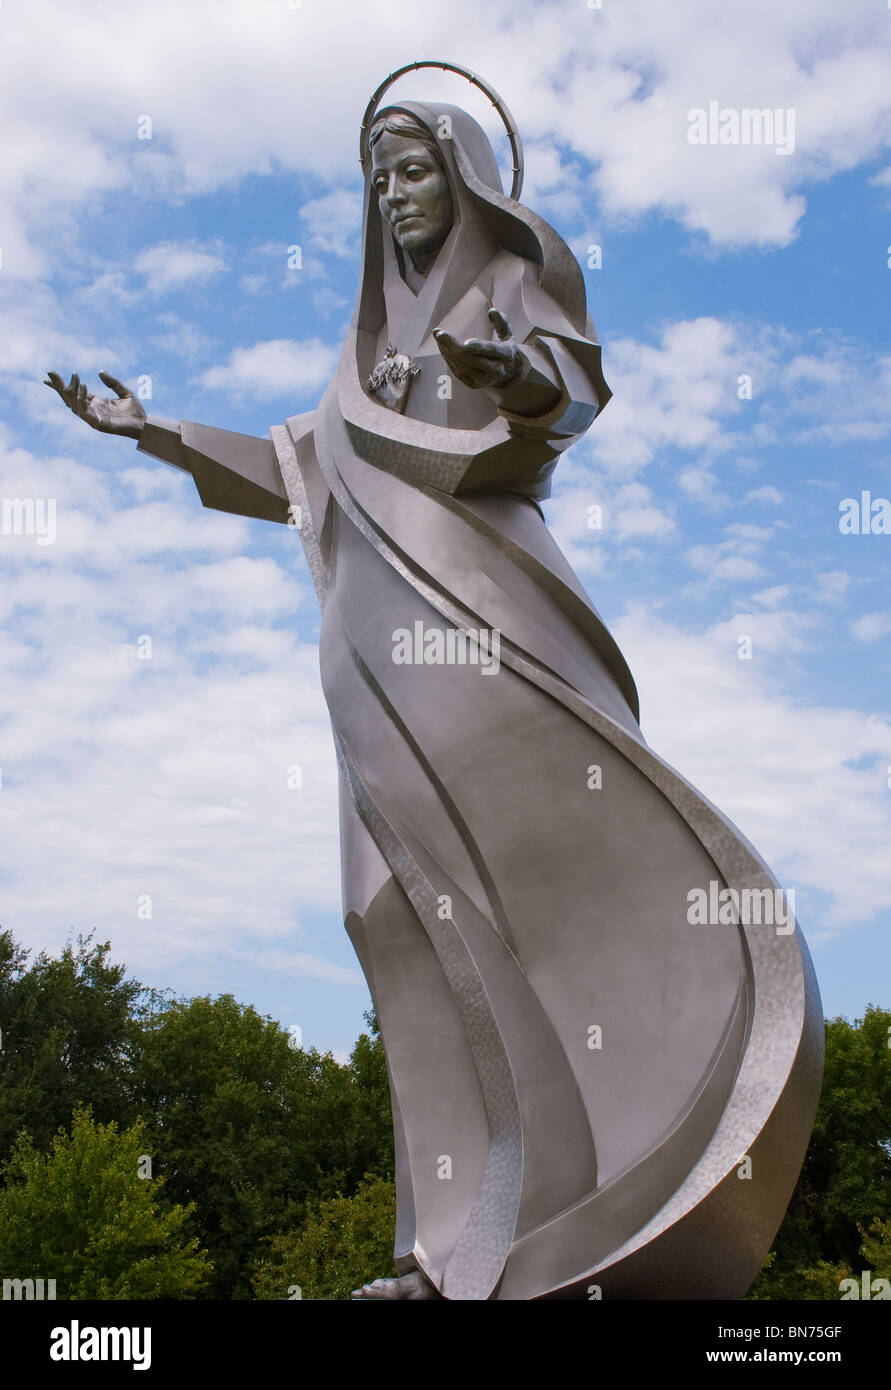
[360,59,524,201]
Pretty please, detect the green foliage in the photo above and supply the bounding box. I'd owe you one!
[860,1217,891,1277]
[9,925,885,1303]
[0,927,397,1299]
[801,1220,891,1299]
[747,1006,891,1300]
[345,1014,396,1182]
[0,1106,210,1299]
[0,930,146,1166]
[251,1176,397,1301]
[754,1219,891,1301]
[130,993,393,1298]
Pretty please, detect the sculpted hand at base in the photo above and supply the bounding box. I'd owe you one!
[351,1269,443,1300]
[44,370,146,440]
[434,307,525,391]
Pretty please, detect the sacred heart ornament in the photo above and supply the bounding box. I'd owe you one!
[367,343,420,414]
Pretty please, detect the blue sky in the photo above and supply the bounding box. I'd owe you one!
[1,0,890,1058]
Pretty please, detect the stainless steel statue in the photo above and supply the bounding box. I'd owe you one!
[46,62,823,1301]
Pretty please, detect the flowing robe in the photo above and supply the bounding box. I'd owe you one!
[136,104,822,1300]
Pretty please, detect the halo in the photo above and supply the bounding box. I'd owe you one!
[360,60,524,200]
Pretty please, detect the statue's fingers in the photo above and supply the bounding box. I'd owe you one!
[438,343,485,387]
[457,339,508,359]
[435,338,464,371]
[449,361,481,389]
[433,329,460,354]
[76,381,89,415]
[441,357,469,386]
[44,371,67,396]
[488,307,512,340]
[98,370,130,398]
[439,338,493,372]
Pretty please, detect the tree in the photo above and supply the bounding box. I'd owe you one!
[251,1176,397,1301]
[860,1218,891,1279]
[131,995,394,1298]
[747,1006,891,1299]
[0,929,147,1166]
[345,1011,395,1183]
[0,1106,210,1298]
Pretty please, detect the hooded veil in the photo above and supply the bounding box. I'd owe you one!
[268,99,823,1301]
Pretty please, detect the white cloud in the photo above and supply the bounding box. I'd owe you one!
[548,2,891,248]
[685,521,782,584]
[773,342,891,446]
[815,570,851,605]
[616,605,891,934]
[0,437,346,987]
[0,279,115,384]
[299,189,363,259]
[687,549,766,582]
[519,141,586,223]
[253,948,361,986]
[678,465,729,509]
[1,0,890,275]
[150,312,214,361]
[709,605,816,655]
[3,0,891,1031]
[852,613,891,643]
[744,485,783,506]
[312,287,350,319]
[592,317,752,475]
[235,241,308,296]
[612,482,675,540]
[543,315,891,603]
[751,585,791,609]
[133,240,227,294]
[197,338,339,400]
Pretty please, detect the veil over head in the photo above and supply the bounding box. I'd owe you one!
[137,73,823,1305]
[355,100,600,354]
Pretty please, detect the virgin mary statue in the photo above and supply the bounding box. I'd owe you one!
[47,66,822,1302]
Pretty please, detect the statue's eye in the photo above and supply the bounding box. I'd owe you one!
[405,166,426,181]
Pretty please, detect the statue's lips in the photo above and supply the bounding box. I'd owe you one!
[393,214,422,228]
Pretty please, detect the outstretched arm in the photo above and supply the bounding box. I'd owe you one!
[44,370,290,525]
[434,308,563,418]
[434,304,604,442]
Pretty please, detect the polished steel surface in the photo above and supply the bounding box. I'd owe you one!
[46,68,823,1301]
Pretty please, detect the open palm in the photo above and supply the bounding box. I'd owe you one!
[44,370,146,439]
[434,307,523,391]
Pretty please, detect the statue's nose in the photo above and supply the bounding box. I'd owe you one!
[385,177,408,207]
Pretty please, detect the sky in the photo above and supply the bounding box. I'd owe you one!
[1,0,890,1060]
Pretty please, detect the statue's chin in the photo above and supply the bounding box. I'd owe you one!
[395,228,450,274]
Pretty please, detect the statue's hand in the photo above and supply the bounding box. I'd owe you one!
[44,370,146,440]
[434,308,525,391]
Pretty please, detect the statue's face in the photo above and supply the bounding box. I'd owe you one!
[371,131,454,268]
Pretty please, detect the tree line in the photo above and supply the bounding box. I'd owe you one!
[0,928,888,1299]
